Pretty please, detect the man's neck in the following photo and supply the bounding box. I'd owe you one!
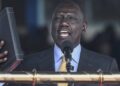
[54,44,81,72]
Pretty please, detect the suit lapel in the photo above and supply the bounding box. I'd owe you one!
[77,47,87,72]
[41,47,55,72]
[47,50,55,72]
[77,47,98,72]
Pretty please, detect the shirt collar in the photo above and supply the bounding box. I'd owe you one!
[54,44,63,63]
[54,44,81,63]
[71,44,81,64]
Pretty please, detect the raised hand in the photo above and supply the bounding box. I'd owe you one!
[0,40,8,64]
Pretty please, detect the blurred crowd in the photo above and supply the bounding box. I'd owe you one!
[82,24,120,70]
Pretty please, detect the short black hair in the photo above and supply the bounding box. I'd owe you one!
[54,0,85,16]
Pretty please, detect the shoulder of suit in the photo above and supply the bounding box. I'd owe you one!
[25,47,53,59]
[15,47,53,70]
[81,47,115,63]
[80,47,119,72]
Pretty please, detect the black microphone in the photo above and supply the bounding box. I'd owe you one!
[61,41,74,72]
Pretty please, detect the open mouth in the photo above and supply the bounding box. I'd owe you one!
[57,29,71,38]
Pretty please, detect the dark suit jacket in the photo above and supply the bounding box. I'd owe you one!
[5,47,119,86]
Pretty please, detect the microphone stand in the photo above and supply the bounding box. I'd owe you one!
[63,49,74,72]
[61,41,74,86]
[64,49,74,86]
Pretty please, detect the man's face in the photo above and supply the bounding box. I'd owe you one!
[51,4,86,48]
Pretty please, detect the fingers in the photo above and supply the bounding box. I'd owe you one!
[0,57,7,63]
[0,51,8,63]
[0,50,8,58]
[0,40,8,64]
[0,40,4,49]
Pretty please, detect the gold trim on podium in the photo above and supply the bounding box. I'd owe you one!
[0,73,120,84]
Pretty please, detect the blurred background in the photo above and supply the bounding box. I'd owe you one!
[0,0,120,70]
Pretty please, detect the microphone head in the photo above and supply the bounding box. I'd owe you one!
[61,41,73,53]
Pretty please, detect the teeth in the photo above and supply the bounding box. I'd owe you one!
[60,30,68,33]
[60,33,69,37]
[58,29,70,38]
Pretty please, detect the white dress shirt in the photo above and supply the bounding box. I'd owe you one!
[54,44,81,72]
[0,83,4,86]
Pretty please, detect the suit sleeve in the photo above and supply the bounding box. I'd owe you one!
[109,59,119,72]
[106,59,120,86]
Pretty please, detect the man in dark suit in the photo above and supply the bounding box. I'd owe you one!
[0,0,119,86]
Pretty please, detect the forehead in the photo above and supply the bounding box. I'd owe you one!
[56,8,79,15]
[54,3,82,15]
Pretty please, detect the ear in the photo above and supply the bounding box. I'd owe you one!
[82,20,87,32]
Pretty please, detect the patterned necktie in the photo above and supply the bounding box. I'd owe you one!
[59,56,67,72]
[58,56,68,86]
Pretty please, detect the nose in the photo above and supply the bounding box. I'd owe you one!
[60,18,69,27]
[61,22,69,26]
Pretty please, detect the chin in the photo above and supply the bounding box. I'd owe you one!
[57,40,73,47]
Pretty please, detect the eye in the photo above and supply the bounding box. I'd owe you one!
[68,16,77,20]
[54,16,62,21]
